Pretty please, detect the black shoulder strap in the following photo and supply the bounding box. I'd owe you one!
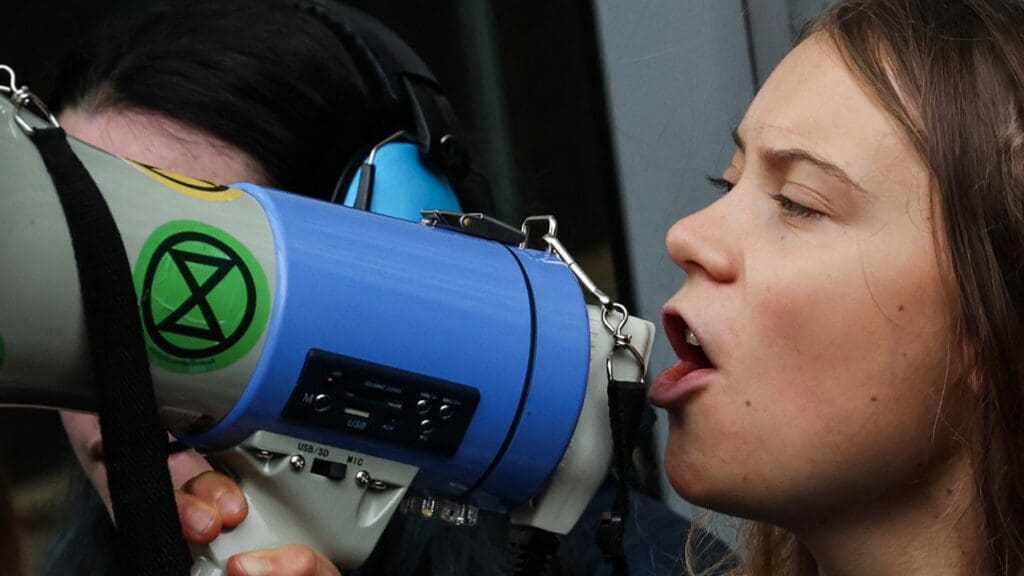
[29,127,191,576]
[597,377,647,576]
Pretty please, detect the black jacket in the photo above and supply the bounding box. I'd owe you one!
[42,479,729,576]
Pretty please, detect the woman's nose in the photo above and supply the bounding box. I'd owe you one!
[665,197,740,284]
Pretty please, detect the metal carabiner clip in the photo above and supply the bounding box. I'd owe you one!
[603,303,647,383]
[1,64,60,135]
[606,341,647,384]
[600,302,630,340]
[522,213,648,383]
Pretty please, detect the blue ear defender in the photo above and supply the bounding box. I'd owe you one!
[291,0,488,219]
[341,134,463,222]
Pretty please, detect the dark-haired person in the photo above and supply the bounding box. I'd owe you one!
[49,4,364,574]
[652,0,1024,575]
[41,1,711,575]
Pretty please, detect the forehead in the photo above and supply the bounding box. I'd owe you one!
[739,34,926,195]
[59,108,264,186]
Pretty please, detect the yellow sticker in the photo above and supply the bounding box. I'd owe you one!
[128,160,245,202]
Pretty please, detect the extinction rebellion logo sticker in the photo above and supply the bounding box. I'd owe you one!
[135,220,270,373]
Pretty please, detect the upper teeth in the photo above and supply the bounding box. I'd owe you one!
[685,328,701,347]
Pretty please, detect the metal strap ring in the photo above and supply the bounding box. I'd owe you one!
[601,302,630,339]
[520,215,558,250]
[0,64,16,95]
[12,87,60,136]
[606,342,647,383]
[0,65,60,135]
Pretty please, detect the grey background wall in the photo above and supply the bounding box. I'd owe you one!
[592,0,837,539]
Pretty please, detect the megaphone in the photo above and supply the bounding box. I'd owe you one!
[0,81,653,573]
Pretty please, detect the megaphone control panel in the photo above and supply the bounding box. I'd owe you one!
[282,349,479,456]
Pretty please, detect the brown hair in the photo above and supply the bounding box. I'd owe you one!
[720,1,1024,574]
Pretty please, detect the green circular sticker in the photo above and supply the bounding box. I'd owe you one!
[135,220,270,373]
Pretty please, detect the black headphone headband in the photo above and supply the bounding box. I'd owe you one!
[289,0,468,176]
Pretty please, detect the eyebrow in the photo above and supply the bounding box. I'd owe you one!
[731,127,870,197]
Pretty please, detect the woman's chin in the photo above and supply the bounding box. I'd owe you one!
[663,457,754,520]
[664,456,716,506]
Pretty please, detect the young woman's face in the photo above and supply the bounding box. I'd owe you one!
[650,35,965,527]
[57,107,266,515]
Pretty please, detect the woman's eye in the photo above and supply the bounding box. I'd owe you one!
[770,193,822,219]
[706,176,734,193]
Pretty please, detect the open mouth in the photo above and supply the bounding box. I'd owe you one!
[649,310,716,407]
[663,312,714,371]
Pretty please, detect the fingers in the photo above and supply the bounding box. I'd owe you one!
[177,472,339,574]
[226,544,341,576]
[175,490,222,544]
[183,471,249,528]
[176,471,249,543]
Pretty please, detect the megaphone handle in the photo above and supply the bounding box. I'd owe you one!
[189,431,418,574]
[191,557,224,576]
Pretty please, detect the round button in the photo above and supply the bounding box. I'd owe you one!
[438,404,454,420]
[416,399,431,415]
[313,393,332,412]
[419,419,435,434]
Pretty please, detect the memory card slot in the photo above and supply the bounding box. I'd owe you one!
[342,406,371,419]
[342,391,404,419]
